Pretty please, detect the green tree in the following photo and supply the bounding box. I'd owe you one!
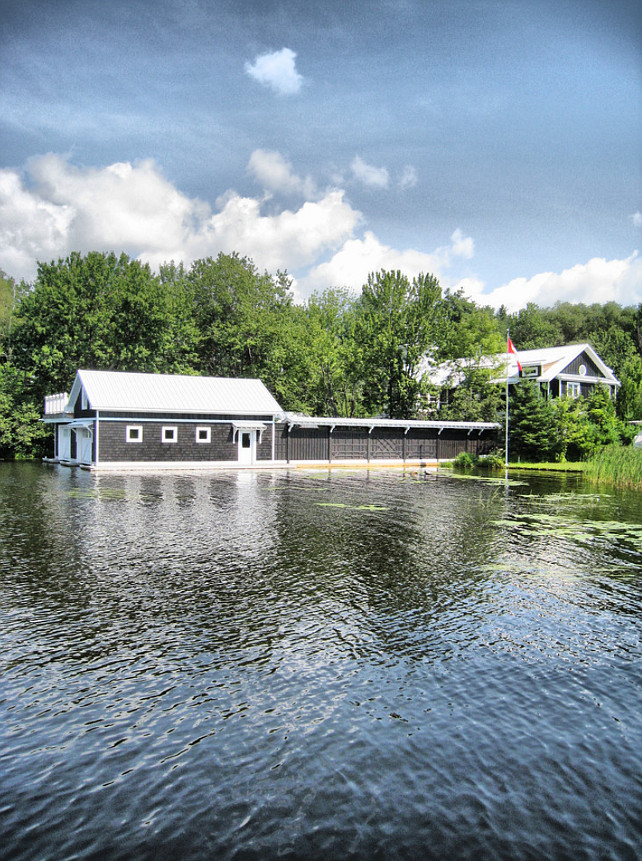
[10,251,188,401]
[614,354,642,421]
[442,289,504,359]
[0,271,27,358]
[439,363,503,423]
[586,385,635,449]
[552,386,634,461]
[4,251,195,458]
[504,303,564,349]
[509,381,561,461]
[552,394,594,461]
[301,288,362,416]
[185,253,293,377]
[0,363,49,459]
[352,270,444,418]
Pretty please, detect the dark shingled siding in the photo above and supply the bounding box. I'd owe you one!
[98,422,237,463]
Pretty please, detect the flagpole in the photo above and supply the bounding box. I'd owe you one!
[505,330,510,470]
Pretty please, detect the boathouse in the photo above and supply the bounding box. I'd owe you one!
[43,369,499,470]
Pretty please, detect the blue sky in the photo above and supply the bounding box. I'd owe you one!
[1,0,640,310]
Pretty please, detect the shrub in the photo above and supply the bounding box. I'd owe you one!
[453,451,479,468]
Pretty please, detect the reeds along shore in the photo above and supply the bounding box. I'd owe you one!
[585,445,642,490]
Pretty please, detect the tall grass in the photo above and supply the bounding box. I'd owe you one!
[584,445,642,490]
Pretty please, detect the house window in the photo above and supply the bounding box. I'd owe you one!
[126,425,143,443]
[162,426,178,443]
[195,426,211,443]
[566,382,581,399]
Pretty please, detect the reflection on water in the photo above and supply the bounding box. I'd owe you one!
[1,463,641,860]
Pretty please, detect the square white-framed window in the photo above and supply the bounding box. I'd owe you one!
[126,424,143,443]
[195,425,211,444]
[162,425,178,443]
[566,382,581,399]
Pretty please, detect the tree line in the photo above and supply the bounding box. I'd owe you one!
[1,251,640,460]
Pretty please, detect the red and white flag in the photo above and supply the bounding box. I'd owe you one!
[507,336,522,372]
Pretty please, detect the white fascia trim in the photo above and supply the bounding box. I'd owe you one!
[558,373,618,388]
[97,417,266,424]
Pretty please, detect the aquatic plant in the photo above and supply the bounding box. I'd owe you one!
[584,445,642,490]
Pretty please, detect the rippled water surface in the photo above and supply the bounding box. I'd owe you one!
[1,463,641,860]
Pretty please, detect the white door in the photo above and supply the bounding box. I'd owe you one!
[58,427,71,461]
[237,430,256,465]
[77,427,93,465]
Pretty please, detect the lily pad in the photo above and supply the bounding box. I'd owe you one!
[315,502,389,511]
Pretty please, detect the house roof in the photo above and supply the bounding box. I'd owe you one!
[500,343,619,385]
[68,370,283,415]
[424,343,619,388]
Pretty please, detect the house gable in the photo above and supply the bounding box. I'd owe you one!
[560,350,602,380]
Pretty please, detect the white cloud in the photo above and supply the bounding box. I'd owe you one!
[463,253,642,312]
[246,149,316,198]
[0,166,74,279]
[351,156,390,189]
[300,228,470,294]
[632,211,642,228]
[4,152,637,314]
[0,155,359,282]
[26,154,205,254]
[449,228,474,259]
[244,48,303,95]
[201,189,360,273]
[398,164,418,189]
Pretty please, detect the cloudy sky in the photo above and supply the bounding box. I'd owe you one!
[1,0,640,310]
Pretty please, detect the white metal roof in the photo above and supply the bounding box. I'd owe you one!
[425,343,619,388]
[282,412,499,430]
[499,343,619,385]
[68,370,283,415]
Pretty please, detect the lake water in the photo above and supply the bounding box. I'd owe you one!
[1,462,641,860]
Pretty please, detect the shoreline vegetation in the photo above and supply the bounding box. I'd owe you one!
[583,445,642,491]
[453,447,642,491]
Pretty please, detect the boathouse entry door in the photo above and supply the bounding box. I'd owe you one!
[76,427,93,465]
[59,427,71,461]
[237,430,256,465]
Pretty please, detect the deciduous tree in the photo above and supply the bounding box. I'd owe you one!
[352,270,443,418]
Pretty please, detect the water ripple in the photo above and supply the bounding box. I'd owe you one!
[0,464,641,860]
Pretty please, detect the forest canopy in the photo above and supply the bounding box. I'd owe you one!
[1,252,640,460]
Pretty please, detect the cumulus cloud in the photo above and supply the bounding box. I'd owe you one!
[0,155,359,282]
[351,156,390,189]
[244,48,303,95]
[5,152,637,313]
[25,154,205,254]
[300,227,473,294]
[632,211,642,228]
[202,189,360,273]
[0,166,74,278]
[247,149,316,198]
[462,253,642,312]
